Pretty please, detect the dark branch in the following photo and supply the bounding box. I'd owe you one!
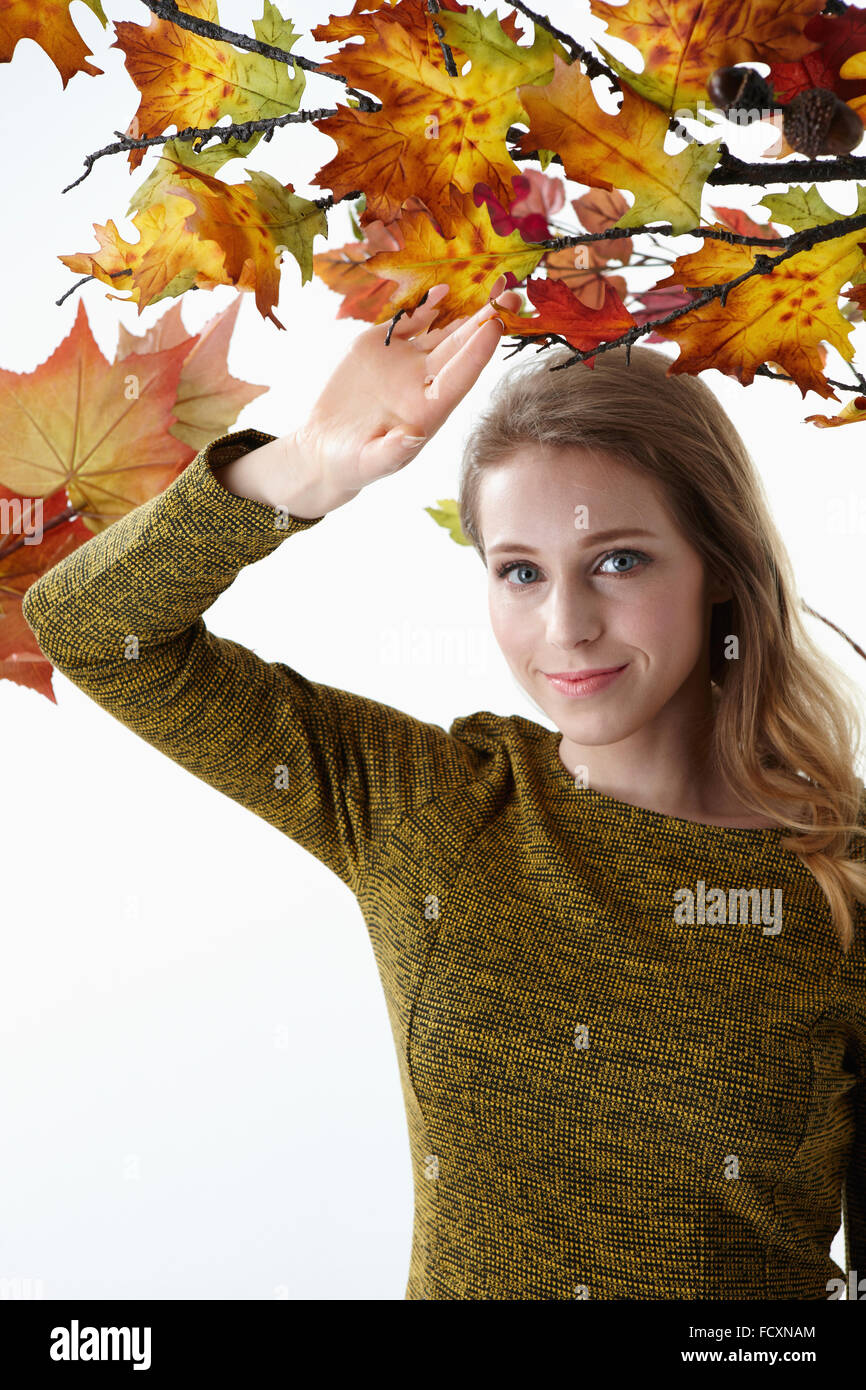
[137,0,377,107]
[426,0,458,78]
[63,108,345,193]
[510,129,866,187]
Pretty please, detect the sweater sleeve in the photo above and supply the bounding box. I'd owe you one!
[20,427,481,897]
[843,1052,866,1291]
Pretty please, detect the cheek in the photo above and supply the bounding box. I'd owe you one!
[629,586,706,665]
[487,592,533,651]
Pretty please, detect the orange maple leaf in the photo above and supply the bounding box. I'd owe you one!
[115,296,269,453]
[0,483,92,701]
[0,301,193,533]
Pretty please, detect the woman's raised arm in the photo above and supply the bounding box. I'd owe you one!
[21,278,520,897]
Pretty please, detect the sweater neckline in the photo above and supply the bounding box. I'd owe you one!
[539,728,785,841]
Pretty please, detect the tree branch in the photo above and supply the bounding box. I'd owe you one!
[426,0,458,78]
[62,108,345,193]
[137,0,378,106]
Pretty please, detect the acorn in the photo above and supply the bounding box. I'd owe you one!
[782,87,864,157]
[707,66,775,120]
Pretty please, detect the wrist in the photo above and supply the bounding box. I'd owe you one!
[213,430,331,520]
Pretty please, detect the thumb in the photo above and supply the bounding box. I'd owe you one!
[360,425,428,477]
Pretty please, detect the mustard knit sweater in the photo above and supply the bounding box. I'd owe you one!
[21,428,866,1301]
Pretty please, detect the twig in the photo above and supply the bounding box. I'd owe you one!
[426,0,458,79]
[510,129,866,187]
[63,109,344,193]
[531,212,866,371]
[137,0,376,106]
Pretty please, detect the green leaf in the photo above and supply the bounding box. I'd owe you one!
[424,498,473,546]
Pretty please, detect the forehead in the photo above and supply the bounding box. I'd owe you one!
[477,445,667,526]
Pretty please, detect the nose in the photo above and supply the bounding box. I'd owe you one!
[543,581,604,651]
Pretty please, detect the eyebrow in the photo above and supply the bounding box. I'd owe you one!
[486,527,658,556]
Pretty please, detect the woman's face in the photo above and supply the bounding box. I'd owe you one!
[480,444,731,747]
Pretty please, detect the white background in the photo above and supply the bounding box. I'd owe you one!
[3,0,865,1299]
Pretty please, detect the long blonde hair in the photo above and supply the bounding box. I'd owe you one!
[458,342,866,953]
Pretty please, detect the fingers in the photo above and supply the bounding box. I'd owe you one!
[387,282,451,338]
[358,424,425,480]
[423,312,506,409]
[423,289,520,376]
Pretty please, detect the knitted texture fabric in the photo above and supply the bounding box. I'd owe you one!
[21,428,866,1301]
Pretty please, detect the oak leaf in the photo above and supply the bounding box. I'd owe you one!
[650,185,866,397]
[515,53,723,235]
[113,0,306,172]
[59,138,328,326]
[804,394,866,428]
[490,274,637,355]
[0,0,107,87]
[310,0,564,237]
[589,0,825,116]
[362,189,545,327]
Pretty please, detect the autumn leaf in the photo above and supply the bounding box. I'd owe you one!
[0,300,193,533]
[310,0,564,238]
[473,170,564,244]
[114,296,269,453]
[649,184,866,397]
[313,239,400,322]
[516,53,723,236]
[113,0,306,171]
[629,282,700,340]
[59,193,229,315]
[707,204,783,242]
[0,0,107,87]
[362,189,545,327]
[0,483,92,700]
[314,199,435,321]
[589,0,825,117]
[60,137,328,326]
[544,189,633,310]
[490,274,637,355]
[163,168,328,326]
[770,10,866,116]
[804,394,866,428]
[424,497,473,546]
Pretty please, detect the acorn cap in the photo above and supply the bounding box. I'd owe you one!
[782,87,860,158]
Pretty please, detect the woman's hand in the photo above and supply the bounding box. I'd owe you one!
[288,274,523,512]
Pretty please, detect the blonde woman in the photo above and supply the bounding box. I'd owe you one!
[22,275,866,1301]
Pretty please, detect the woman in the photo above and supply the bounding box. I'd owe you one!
[22,275,866,1301]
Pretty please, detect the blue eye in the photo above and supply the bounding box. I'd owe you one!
[495,561,540,586]
[598,550,644,575]
[494,550,650,586]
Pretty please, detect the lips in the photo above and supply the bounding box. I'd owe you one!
[543,664,629,697]
[545,666,624,680]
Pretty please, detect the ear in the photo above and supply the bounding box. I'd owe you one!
[708,578,733,604]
